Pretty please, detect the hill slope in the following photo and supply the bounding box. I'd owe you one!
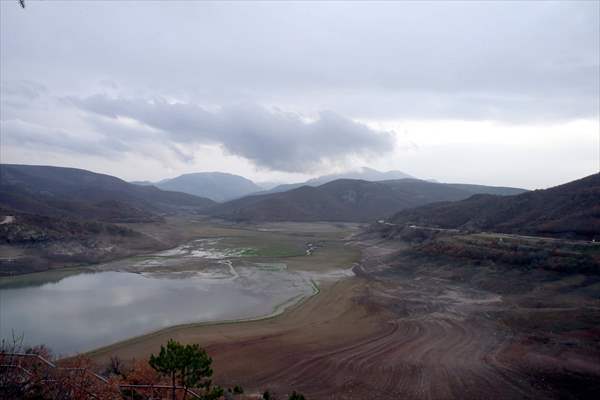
[446,183,526,196]
[387,173,600,239]
[154,172,262,202]
[0,164,216,222]
[209,178,526,222]
[264,167,414,194]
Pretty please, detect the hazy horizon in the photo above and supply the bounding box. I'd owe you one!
[1,1,598,190]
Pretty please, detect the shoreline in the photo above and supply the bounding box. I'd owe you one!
[2,220,362,363]
[81,277,322,360]
[0,265,95,289]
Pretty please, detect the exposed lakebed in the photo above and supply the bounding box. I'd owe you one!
[0,237,346,356]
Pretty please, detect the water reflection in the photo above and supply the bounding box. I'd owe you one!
[0,265,313,356]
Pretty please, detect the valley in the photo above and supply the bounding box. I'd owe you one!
[0,220,361,356]
[3,3,598,398]
[1,167,599,399]
[84,227,600,399]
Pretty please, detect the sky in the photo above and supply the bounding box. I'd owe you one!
[1,1,598,189]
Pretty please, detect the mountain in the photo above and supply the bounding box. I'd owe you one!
[263,167,414,194]
[139,172,263,202]
[209,178,527,223]
[307,167,414,184]
[129,180,154,186]
[446,183,526,196]
[386,173,600,239]
[0,164,216,222]
[255,181,283,191]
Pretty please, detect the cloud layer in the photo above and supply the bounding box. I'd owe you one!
[1,1,598,186]
[2,2,598,121]
[67,95,394,172]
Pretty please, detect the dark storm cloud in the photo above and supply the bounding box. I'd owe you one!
[68,95,395,172]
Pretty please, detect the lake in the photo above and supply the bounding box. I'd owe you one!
[0,240,317,356]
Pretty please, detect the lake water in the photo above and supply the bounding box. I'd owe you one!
[0,241,316,356]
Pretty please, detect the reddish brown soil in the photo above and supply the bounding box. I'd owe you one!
[89,239,600,399]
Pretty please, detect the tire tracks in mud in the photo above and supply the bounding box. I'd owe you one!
[260,317,535,399]
[252,241,545,399]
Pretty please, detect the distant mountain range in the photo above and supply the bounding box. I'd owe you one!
[131,167,415,201]
[208,178,527,222]
[0,164,216,223]
[386,173,600,239]
[261,167,415,194]
[147,172,263,202]
[1,165,531,225]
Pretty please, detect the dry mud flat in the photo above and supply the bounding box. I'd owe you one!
[90,234,600,399]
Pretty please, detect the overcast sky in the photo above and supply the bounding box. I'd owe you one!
[1,1,598,189]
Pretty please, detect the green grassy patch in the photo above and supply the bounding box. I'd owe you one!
[222,236,306,258]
